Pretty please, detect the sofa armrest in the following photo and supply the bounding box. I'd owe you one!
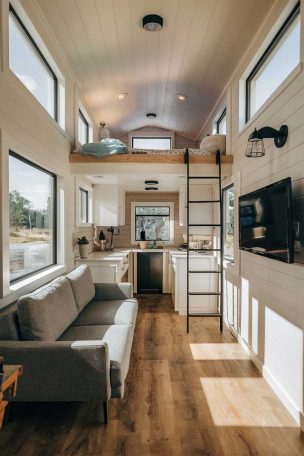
[93,282,133,301]
[0,340,111,402]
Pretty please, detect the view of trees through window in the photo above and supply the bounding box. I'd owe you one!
[135,206,170,241]
[9,153,56,282]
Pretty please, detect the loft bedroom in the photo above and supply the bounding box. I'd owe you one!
[0,0,304,455]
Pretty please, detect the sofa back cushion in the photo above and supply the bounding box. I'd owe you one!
[17,277,78,341]
[66,265,95,312]
[0,306,21,340]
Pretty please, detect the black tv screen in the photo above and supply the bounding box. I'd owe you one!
[239,178,293,263]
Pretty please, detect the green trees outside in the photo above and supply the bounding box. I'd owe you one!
[9,190,51,242]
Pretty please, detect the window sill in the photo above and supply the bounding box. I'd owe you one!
[0,265,66,310]
[239,62,303,136]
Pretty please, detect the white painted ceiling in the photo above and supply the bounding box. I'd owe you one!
[39,0,274,139]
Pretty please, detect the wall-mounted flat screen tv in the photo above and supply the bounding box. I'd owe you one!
[239,178,293,263]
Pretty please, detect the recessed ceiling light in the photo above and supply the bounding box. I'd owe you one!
[145,187,158,191]
[142,14,163,32]
[145,180,158,185]
[116,93,128,100]
[176,94,187,101]
[146,112,157,118]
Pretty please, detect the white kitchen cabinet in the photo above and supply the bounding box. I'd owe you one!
[75,251,129,283]
[93,184,125,226]
[170,252,219,315]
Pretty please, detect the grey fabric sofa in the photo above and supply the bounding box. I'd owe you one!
[0,265,138,423]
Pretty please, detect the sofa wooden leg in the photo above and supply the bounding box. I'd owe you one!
[103,401,108,424]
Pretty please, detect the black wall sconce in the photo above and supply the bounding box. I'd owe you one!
[246,125,288,157]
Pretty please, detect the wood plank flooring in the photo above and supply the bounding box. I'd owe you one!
[0,294,303,455]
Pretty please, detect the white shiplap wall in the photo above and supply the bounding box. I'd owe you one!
[0,0,98,307]
[199,0,304,427]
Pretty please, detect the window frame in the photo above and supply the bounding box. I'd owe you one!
[9,4,58,121]
[216,108,227,134]
[222,183,234,262]
[131,136,172,149]
[134,205,171,242]
[79,187,89,224]
[245,1,300,123]
[9,150,57,284]
[78,109,89,145]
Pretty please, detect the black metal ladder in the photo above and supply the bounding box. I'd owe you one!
[184,148,224,333]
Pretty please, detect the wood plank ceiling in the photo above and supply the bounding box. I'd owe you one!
[38,0,275,140]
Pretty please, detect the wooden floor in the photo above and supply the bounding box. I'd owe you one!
[0,295,303,455]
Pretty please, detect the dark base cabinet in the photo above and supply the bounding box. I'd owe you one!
[137,252,163,294]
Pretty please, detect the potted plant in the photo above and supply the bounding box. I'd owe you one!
[76,236,90,258]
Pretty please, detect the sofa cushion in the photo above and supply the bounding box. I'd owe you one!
[71,299,138,327]
[0,307,20,340]
[17,277,78,341]
[66,265,95,312]
[59,324,133,389]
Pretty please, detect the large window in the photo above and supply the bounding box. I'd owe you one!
[216,108,227,134]
[135,206,170,241]
[78,110,89,145]
[9,152,56,283]
[132,137,171,150]
[9,6,57,120]
[246,2,300,121]
[223,185,234,261]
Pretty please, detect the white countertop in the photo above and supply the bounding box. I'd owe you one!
[74,248,216,262]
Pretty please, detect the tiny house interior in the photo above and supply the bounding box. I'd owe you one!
[0,0,304,454]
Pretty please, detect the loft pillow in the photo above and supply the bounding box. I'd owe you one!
[66,265,95,312]
[17,277,78,341]
[81,138,127,157]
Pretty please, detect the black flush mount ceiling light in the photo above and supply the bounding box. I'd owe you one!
[145,180,158,185]
[246,125,288,157]
[142,14,163,32]
[145,187,158,191]
[146,112,157,118]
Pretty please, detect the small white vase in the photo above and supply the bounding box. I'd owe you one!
[139,241,148,250]
[79,243,89,259]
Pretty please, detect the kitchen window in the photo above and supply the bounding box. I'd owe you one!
[246,2,300,121]
[132,137,172,150]
[223,185,234,261]
[78,109,89,145]
[9,5,58,120]
[9,152,57,283]
[216,108,227,134]
[135,206,170,241]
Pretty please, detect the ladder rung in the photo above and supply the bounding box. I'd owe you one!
[188,200,221,203]
[188,292,221,296]
[188,313,222,317]
[189,176,220,180]
[189,224,221,227]
[189,270,222,273]
[188,248,221,251]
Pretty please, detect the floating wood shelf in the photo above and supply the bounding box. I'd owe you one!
[69,153,233,165]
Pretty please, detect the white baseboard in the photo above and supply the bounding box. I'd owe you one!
[238,335,302,428]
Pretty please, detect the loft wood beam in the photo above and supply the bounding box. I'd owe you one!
[69,153,233,165]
